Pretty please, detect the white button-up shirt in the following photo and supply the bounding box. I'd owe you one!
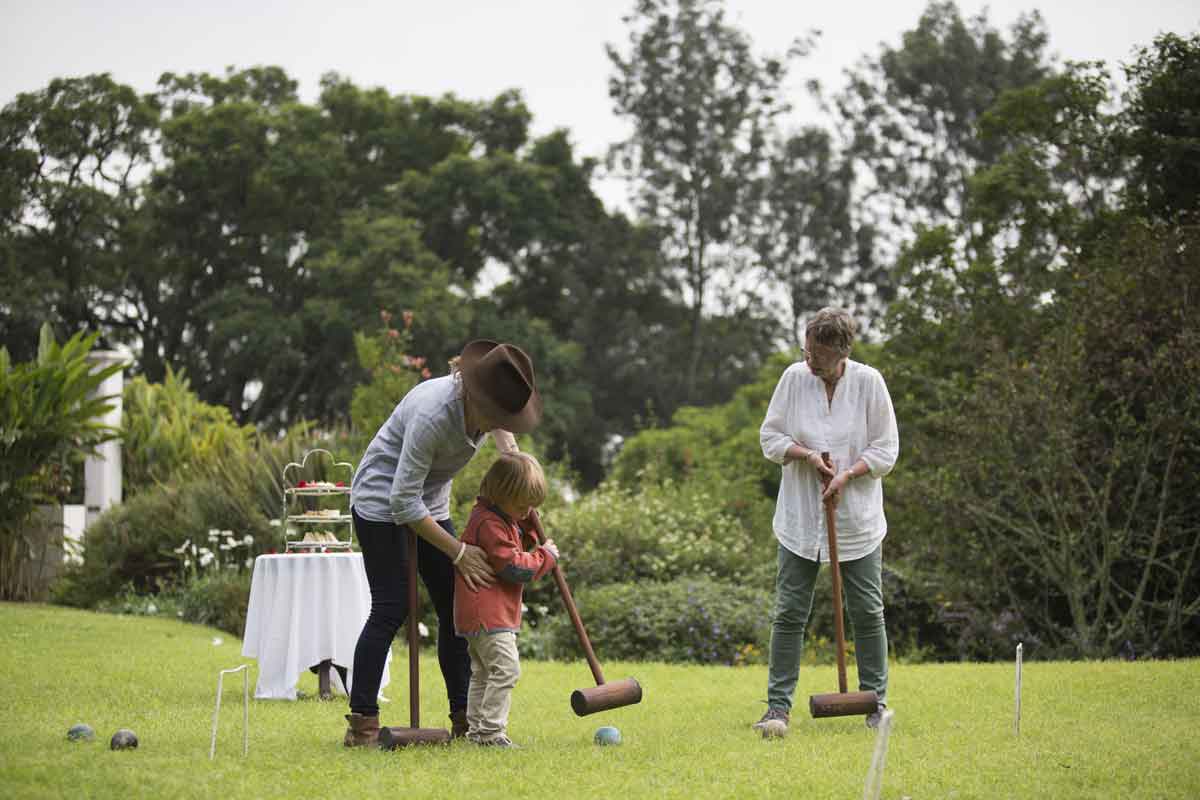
[760,359,900,563]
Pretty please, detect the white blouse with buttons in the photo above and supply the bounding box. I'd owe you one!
[759,359,900,563]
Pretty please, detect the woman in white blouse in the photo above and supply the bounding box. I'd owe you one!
[752,307,900,732]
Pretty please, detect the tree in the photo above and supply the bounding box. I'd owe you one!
[937,221,1200,658]
[1121,32,1200,222]
[607,0,801,401]
[2,63,779,482]
[969,61,1123,274]
[749,128,877,346]
[142,67,337,416]
[837,1,1054,256]
[0,75,159,361]
[493,129,682,481]
[878,29,1200,658]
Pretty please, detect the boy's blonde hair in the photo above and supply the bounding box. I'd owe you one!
[479,452,547,508]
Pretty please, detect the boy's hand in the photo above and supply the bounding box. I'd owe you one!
[541,538,559,560]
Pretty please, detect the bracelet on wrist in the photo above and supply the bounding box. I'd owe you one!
[452,542,466,565]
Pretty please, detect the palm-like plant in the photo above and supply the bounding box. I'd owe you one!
[0,324,124,599]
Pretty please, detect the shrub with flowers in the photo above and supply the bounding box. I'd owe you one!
[173,529,257,578]
[50,477,274,610]
[351,309,431,437]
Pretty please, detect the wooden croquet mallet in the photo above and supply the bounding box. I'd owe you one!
[378,528,452,749]
[809,452,880,719]
[528,510,643,716]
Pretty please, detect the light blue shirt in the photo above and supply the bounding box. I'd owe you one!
[351,375,484,525]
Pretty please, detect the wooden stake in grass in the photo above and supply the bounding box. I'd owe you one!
[862,708,895,800]
[1014,642,1023,737]
[210,664,249,759]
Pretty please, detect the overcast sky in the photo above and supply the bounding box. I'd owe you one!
[2,0,1197,210]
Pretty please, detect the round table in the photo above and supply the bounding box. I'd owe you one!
[241,552,390,700]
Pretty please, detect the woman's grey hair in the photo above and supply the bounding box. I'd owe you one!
[805,307,858,355]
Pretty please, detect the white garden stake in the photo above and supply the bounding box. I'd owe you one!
[1014,642,1023,737]
[862,707,895,800]
[210,664,249,759]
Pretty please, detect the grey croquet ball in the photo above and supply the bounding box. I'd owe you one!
[67,723,95,742]
[110,729,139,750]
[593,725,622,746]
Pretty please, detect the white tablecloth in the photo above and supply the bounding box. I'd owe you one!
[241,553,390,700]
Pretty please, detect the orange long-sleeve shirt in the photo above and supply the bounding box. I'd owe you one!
[453,498,557,636]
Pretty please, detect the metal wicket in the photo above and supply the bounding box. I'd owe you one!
[862,708,895,800]
[210,664,249,759]
[1014,642,1023,736]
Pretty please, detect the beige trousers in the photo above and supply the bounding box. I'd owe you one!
[466,631,521,740]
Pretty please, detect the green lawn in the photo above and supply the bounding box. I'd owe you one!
[2,603,1198,799]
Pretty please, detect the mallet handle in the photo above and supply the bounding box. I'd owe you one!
[408,527,421,728]
[529,510,607,686]
[821,453,849,695]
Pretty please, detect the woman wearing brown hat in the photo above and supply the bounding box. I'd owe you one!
[343,340,543,746]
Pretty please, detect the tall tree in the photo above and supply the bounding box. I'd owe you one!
[607,0,800,400]
[1121,32,1200,223]
[749,128,876,346]
[492,129,681,481]
[0,75,159,360]
[880,29,1200,659]
[836,1,1054,258]
[932,219,1200,658]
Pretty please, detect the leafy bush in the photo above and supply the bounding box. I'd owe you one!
[53,374,362,611]
[121,367,255,495]
[538,576,771,665]
[51,479,273,608]
[94,571,253,639]
[608,351,793,501]
[173,569,255,638]
[525,479,773,601]
[0,325,123,600]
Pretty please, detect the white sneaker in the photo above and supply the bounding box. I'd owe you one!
[751,707,790,730]
[865,703,889,729]
[474,734,520,749]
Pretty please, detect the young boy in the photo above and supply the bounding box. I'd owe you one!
[453,452,559,748]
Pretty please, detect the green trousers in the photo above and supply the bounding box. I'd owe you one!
[766,543,888,711]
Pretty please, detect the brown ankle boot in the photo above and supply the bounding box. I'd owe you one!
[343,713,380,747]
[449,710,469,739]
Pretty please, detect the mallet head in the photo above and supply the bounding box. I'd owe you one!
[570,678,643,716]
[809,690,879,719]
[378,726,451,749]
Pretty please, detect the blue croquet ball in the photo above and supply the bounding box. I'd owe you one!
[109,729,138,750]
[594,725,622,746]
[67,723,94,742]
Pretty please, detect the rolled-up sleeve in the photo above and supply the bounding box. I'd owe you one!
[760,368,796,464]
[390,413,437,525]
[859,370,899,478]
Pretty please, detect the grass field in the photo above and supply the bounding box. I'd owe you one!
[2,603,1198,799]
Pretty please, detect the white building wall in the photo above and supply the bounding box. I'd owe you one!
[84,350,124,528]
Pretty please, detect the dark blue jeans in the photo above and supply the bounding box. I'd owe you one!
[349,508,470,717]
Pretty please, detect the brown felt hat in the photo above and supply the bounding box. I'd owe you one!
[459,340,543,434]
